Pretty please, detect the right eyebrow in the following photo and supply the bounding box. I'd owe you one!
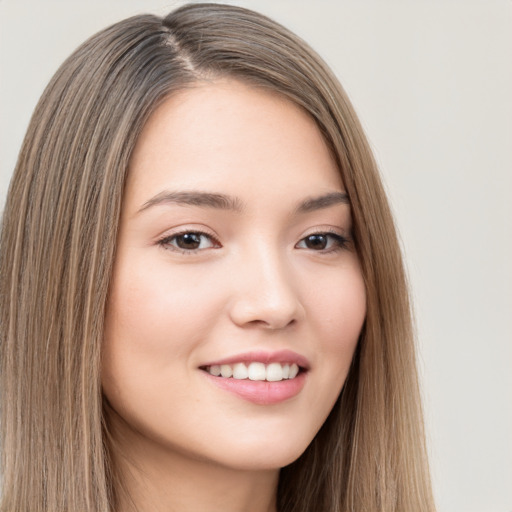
[295,191,349,214]
[137,190,245,214]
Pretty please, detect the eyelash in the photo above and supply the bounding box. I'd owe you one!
[296,230,350,253]
[157,228,350,256]
[157,229,220,255]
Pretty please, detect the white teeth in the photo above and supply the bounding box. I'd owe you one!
[233,363,248,380]
[207,361,302,381]
[210,364,221,377]
[266,362,283,382]
[220,364,233,378]
[248,362,266,381]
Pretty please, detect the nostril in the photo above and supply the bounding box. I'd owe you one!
[246,318,296,329]
[227,266,304,329]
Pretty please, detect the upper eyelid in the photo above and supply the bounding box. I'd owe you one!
[296,232,349,247]
[300,226,351,241]
[157,225,218,241]
[158,227,347,238]
[157,231,221,255]
[159,230,219,244]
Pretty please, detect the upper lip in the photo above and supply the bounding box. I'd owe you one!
[200,350,310,370]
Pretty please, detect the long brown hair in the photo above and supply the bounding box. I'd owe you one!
[0,4,435,511]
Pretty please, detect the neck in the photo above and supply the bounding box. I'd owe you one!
[107,416,279,512]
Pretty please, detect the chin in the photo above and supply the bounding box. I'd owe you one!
[204,429,315,472]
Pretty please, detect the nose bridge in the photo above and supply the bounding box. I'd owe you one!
[229,238,302,329]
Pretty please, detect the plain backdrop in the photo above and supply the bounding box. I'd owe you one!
[1,1,511,511]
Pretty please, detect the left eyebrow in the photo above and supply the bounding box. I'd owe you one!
[295,191,349,214]
[137,190,244,214]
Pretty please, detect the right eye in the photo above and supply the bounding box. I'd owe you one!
[295,231,349,253]
[157,231,220,253]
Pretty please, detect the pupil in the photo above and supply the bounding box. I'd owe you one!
[306,234,327,250]
[177,233,201,249]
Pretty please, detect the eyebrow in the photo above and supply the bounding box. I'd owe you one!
[295,191,349,213]
[137,190,349,214]
[138,191,244,213]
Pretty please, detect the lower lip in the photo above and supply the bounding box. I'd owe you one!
[202,371,307,405]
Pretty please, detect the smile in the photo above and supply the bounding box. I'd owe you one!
[199,350,310,404]
[204,362,300,382]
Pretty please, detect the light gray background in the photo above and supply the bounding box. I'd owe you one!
[1,1,511,511]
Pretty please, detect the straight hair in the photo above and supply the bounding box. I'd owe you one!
[0,4,435,511]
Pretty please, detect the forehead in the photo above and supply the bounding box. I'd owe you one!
[125,79,343,211]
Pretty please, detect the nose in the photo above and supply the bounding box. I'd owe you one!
[228,246,304,330]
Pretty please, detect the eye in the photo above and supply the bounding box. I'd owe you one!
[158,231,219,253]
[296,232,348,252]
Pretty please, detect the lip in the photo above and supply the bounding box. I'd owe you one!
[200,350,311,370]
[201,370,307,405]
[199,350,310,405]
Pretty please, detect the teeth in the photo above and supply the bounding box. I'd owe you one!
[266,362,283,382]
[220,364,233,378]
[248,362,266,381]
[206,362,301,381]
[233,363,248,380]
[289,363,299,379]
[209,365,221,376]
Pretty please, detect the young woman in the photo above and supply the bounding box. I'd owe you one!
[0,3,435,511]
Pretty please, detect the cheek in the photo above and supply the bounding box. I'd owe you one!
[104,258,219,350]
[101,259,223,403]
[304,262,366,395]
[307,261,366,348]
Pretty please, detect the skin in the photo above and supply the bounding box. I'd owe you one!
[102,79,366,512]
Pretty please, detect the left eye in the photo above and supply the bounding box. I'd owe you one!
[159,231,218,251]
[296,233,347,251]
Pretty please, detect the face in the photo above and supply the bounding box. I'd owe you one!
[102,79,366,472]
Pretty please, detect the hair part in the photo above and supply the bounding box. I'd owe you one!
[0,4,434,511]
